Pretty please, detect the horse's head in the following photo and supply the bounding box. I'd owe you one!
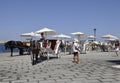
[4,40,19,49]
[4,42,8,49]
[4,41,12,49]
[30,40,40,50]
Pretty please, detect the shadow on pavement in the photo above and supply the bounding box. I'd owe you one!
[32,56,59,65]
[107,60,120,65]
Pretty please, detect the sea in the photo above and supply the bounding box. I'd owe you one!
[0,44,18,53]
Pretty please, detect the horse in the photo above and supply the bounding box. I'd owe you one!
[30,40,41,65]
[4,40,29,56]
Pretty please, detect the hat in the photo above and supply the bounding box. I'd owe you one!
[73,38,79,43]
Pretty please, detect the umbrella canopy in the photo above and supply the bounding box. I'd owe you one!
[71,32,86,38]
[20,32,40,37]
[87,35,96,39]
[36,27,56,35]
[21,32,35,37]
[101,34,119,40]
[53,34,71,39]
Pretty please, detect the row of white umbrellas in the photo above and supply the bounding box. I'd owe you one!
[21,28,55,37]
[20,27,119,41]
[20,28,71,39]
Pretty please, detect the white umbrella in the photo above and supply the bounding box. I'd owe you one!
[101,34,119,40]
[21,32,41,37]
[20,32,41,41]
[87,35,96,39]
[53,34,71,39]
[71,32,86,38]
[36,27,56,35]
[20,32,35,37]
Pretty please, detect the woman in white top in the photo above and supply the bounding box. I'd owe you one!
[72,38,80,64]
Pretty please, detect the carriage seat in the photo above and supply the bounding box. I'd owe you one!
[43,39,61,54]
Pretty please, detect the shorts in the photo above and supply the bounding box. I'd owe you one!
[73,52,78,55]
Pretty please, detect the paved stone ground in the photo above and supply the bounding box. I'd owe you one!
[0,51,120,83]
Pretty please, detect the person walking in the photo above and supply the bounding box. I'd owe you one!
[114,40,119,56]
[72,38,81,64]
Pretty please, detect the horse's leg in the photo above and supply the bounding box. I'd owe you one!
[32,53,35,65]
[10,47,13,57]
[35,54,38,63]
[28,48,31,55]
[35,50,39,63]
[19,48,24,55]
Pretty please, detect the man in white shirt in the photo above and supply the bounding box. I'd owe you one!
[72,38,80,64]
[38,32,45,48]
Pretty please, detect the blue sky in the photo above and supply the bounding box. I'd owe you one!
[0,0,120,41]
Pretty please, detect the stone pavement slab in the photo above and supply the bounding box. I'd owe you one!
[0,51,120,83]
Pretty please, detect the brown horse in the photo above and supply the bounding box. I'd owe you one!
[30,40,41,65]
[4,40,30,56]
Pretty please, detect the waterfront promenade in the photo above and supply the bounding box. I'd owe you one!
[0,51,120,83]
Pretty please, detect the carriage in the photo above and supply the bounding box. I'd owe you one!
[30,39,61,65]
